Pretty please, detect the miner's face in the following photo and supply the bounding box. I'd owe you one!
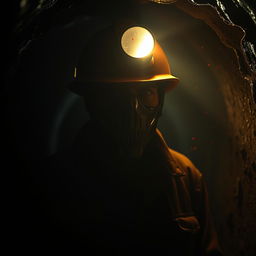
[84,83,165,159]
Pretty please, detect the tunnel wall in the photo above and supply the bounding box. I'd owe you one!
[172,1,256,255]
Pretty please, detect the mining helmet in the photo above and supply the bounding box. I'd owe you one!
[70,25,179,94]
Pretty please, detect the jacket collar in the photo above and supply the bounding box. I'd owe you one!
[153,128,186,177]
[73,122,186,176]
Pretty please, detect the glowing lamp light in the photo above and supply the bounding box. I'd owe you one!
[121,26,155,58]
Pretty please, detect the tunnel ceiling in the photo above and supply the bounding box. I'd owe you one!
[8,1,256,70]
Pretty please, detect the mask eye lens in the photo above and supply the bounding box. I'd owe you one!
[139,87,159,108]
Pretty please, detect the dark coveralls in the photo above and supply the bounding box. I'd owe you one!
[36,121,223,255]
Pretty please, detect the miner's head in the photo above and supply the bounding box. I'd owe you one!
[69,25,179,158]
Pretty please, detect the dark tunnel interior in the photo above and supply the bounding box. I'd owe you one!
[5,1,256,255]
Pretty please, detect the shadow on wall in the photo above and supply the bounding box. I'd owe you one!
[7,1,256,256]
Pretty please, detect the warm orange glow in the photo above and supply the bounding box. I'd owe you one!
[140,74,177,81]
[74,67,77,78]
[121,26,154,58]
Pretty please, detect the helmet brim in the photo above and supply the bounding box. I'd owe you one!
[69,75,179,95]
[135,74,179,92]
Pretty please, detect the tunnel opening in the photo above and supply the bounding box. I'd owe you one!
[6,1,256,255]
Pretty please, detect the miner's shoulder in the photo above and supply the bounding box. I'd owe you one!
[155,128,202,179]
[168,148,202,179]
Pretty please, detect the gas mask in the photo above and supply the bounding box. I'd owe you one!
[84,83,165,159]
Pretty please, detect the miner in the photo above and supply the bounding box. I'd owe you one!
[40,25,223,255]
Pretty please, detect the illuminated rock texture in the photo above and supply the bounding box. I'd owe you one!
[170,2,256,256]
[154,2,256,254]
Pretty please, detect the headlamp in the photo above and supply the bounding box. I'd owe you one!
[121,26,155,58]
